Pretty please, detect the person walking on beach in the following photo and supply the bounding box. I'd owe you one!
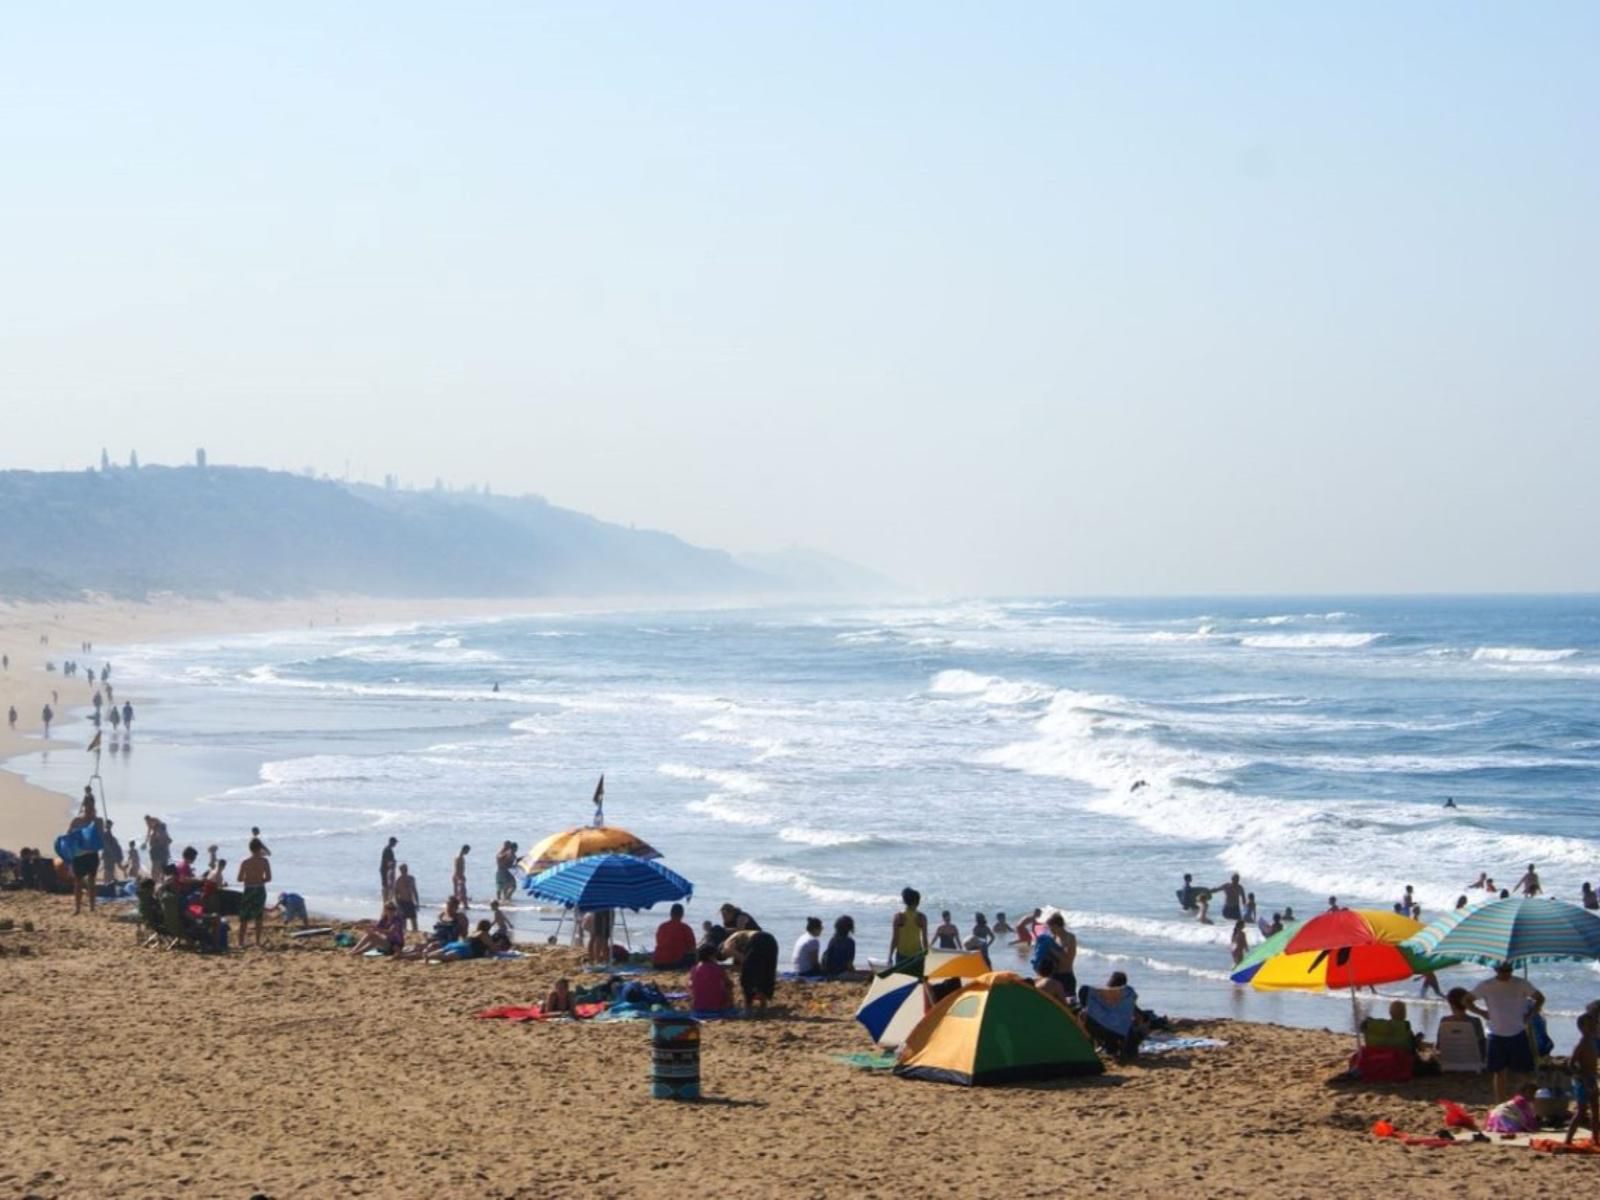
[100,820,123,885]
[92,691,103,722]
[452,845,470,908]
[109,705,121,736]
[65,793,105,915]
[41,703,52,737]
[7,706,15,730]
[1514,864,1542,897]
[889,887,927,965]
[393,863,419,931]
[237,838,272,948]
[121,702,133,736]
[380,836,398,901]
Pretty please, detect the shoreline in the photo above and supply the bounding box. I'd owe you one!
[0,592,718,853]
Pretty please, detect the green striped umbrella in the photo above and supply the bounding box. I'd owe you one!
[1403,897,1600,967]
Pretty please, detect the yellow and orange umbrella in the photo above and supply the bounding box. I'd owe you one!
[519,825,660,875]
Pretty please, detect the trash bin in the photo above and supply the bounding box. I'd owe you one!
[650,1013,701,1100]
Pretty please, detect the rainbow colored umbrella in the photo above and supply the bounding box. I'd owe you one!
[1249,908,1457,992]
[1230,921,1300,984]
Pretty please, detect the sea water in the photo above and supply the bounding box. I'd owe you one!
[14,596,1600,1032]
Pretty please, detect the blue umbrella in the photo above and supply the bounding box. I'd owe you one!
[523,853,692,911]
[1404,897,1600,967]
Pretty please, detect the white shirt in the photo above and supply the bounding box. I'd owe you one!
[1470,977,1538,1038]
[791,933,821,975]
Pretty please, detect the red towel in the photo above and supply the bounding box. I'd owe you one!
[475,1002,606,1022]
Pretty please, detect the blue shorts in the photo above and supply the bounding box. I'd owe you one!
[1486,1033,1534,1074]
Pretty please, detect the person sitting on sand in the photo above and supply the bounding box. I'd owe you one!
[698,919,726,954]
[1230,920,1249,966]
[1013,908,1042,945]
[420,896,468,953]
[545,977,573,1016]
[931,909,961,951]
[719,903,760,933]
[689,945,733,1013]
[792,917,824,976]
[820,915,858,978]
[488,900,514,952]
[1079,971,1148,1062]
[652,903,697,969]
[174,846,200,889]
[991,911,1012,937]
[1439,987,1487,1062]
[349,901,407,956]
[427,918,493,963]
[393,864,419,932]
[1584,883,1600,911]
[890,888,927,965]
[236,838,272,948]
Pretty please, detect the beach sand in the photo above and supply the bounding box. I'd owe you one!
[0,889,1592,1199]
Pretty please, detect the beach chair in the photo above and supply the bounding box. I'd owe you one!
[136,886,169,948]
[159,892,205,952]
[1079,985,1146,1062]
[1436,1017,1487,1072]
[1352,1018,1416,1082]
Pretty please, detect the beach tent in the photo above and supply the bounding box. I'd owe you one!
[894,972,1104,1086]
[857,948,993,1048]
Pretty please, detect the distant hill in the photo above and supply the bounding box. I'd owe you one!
[0,465,884,601]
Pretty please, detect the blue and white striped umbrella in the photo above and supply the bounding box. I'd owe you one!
[523,853,692,911]
[1403,897,1600,967]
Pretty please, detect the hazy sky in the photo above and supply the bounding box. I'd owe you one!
[2,4,1595,593]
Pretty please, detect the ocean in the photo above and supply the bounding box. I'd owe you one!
[15,595,1600,1031]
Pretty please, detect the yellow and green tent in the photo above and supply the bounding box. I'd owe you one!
[893,972,1104,1086]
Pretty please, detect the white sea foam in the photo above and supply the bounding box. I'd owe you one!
[657,763,768,794]
[777,826,877,848]
[1471,646,1580,664]
[685,794,773,827]
[733,860,899,906]
[1238,632,1384,650]
[929,669,1054,706]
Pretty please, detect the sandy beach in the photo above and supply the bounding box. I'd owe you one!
[0,887,1593,1200]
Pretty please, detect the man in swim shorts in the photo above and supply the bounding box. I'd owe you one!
[1210,874,1247,923]
[392,863,420,931]
[236,838,272,948]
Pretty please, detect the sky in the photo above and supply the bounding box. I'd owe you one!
[1,4,1596,594]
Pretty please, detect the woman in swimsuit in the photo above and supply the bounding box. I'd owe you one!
[931,910,961,951]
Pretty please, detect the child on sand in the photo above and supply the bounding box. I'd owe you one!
[689,945,732,1013]
[545,978,573,1015]
[1569,1012,1599,1146]
[488,900,514,951]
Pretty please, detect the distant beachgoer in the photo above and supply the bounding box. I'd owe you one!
[1468,963,1545,1102]
[584,906,614,965]
[1418,969,1444,999]
[488,900,514,951]
[1456,894,1470,910]
[41,704,52,736]
[144,816,171,876]
[1444,797,1457,809]
[120,702,132,734]
[1282,905,1296,922]
[1030,913,1078,996]
[1401,885,1417,918]
[494,841,516,902]
[6,706,15,729]
[1584,883,1599,911]
[251,827,271,857]
[1514,864,1542,897]
[1243,892,1258,925]
[349,902,407,956]
[237,838,272,947]
[544,978,573,1015]
[125,839,141,881]
[792,917,824,976]
[1499,888,1511,899]
[931,909,961,951]
[1130,779,1147,792]
[652,902,696,969]
[1483,876,1497,893]
[966,913,994,952]
[273,892,309,926]
[206,844,219,873]
[380,837,398,901]
[1014,908,1043,945]
[1177,873,1199,913]
[66,793,105,915]
[1568,1013,1599,1147]
[991,911,1012,937]
[492,681,500,693]
[1258,910,1278,938]
[452,845,470,907]
[1212,874,1247,923]
[1230,920,1249,967]
[1327,895,1340,912]
[109,706,121,732]
[820,915,858,978]
[92,691,103,714]
[105,683,112,703]
[719,903,760,933]
[392,865,419,931]
[689,945,732,1012]
[890,888,928,964]
[99,820,123,884]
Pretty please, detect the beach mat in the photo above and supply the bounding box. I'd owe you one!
[1142,1035,1228,1056]
[476,1002,607,1022]
[833,1051,898,1071]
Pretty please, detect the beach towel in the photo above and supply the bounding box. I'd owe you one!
[53,823,103,861]
[1141,1035,1228,1056]
[476,1002,607,1022]
[833,1051,898,1071]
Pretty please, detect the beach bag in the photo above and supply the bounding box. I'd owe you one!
[1350,1045,1413,1083]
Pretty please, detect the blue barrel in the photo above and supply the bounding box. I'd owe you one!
[651,1014,701,1100]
